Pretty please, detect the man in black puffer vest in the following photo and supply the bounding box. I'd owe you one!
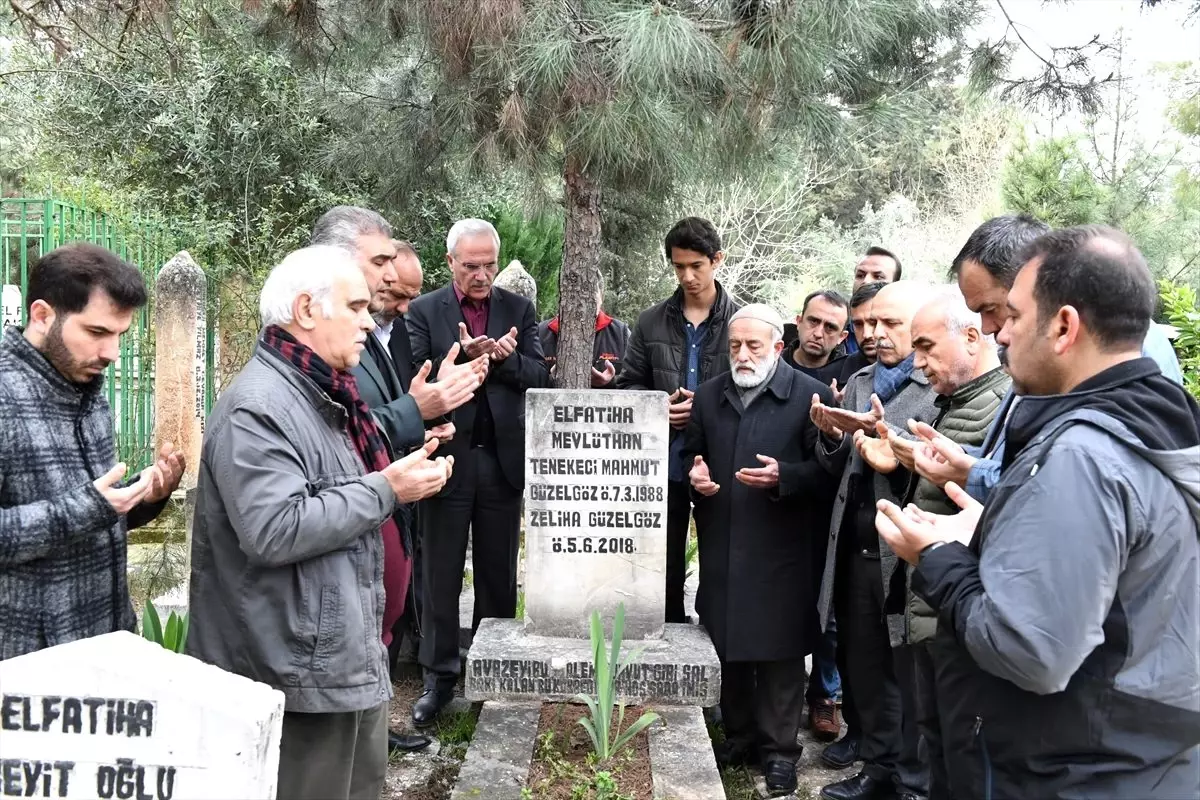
[878,225,1200,799]
[618,217,739,624]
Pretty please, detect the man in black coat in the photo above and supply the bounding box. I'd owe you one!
[684,303,836,796]
[617,217,739,624]
[538,280,631,387]
[405,218,551,725]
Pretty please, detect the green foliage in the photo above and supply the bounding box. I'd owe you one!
[1159,280,1200,399]
[140,598,188,654]
[574,604,659,763]
[490,206,565,319]
[1002,136,1105,227]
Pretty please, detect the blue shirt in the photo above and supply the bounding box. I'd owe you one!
[668,318,709,482]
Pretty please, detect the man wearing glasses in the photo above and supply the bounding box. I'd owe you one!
[405,218,551,725]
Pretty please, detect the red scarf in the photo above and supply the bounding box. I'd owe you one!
[261,326,409,641]
[547,311,613,335]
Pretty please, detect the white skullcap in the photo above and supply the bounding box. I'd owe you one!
[730,303,785,336]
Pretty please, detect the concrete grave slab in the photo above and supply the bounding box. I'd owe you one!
[449,701,540,800]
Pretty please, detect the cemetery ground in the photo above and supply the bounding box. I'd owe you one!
[131,507,855,799]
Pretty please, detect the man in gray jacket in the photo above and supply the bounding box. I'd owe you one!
[810,281,940,800]
[187,246,454,800]
[878,225,1200,798]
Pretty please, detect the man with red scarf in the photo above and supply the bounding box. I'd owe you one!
[187,247,454,800]
[538,281,631,387]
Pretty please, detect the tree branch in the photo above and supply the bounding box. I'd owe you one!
[8,0,74,54]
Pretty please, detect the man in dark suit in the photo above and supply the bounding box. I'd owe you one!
[310,207,486,754]
[406,218,551,725]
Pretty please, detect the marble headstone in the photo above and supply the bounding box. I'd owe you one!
[522,388,669,639]
[0,632,284,800]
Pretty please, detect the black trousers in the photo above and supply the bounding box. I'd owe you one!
[720,658,807,764]
[418,447,522,687]
[835,609,862,738]
[837,551,927,796]
[912,641,949,800]
[665,479,691,624]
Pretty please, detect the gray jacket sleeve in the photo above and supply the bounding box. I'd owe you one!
[368,394,425,453]
[0,484,118,565]
[211,405,399,568]
[925,444,1127,695]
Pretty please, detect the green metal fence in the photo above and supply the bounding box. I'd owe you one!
[0,197,190,470]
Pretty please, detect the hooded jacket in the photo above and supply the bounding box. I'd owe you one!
[913,358,1200,799]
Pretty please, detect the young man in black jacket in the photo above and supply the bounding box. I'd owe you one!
[617,217,739,624]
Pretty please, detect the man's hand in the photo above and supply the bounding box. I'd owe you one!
[875,482,983,565]
[458,322,495,360]
[910,421,977,488]
[94,463,155,515]
[735,454,779,489]
[409,355,481,420]
[425,422,456,444]
[668,388,694,430]
[383,440,455,503]
[829,378,845,406]
[853,429,898,474]
[591,360,616,388]
[821,393,886,435]
[689,455,720,496]
[810,393,845,440]
[884,421,918,472]
[435,342,489,384]
[143,442,185,504]
[490,327,519,362]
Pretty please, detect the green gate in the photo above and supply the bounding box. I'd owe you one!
[0,197,192,470]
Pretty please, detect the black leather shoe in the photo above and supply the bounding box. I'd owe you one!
[763,759,798,795]
[388,729,432,754]
[713,740,758,767]
[411,688,453,728]
[820,735,861,769]
[819,772,890,800]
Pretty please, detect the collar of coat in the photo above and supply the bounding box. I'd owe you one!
[935,366,1011,410]
[719,356,794,408]
[254,339,354,428]
[1,326,104,404]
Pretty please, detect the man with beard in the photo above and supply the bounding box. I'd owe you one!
[853,287,1009,800]
[810,281,939,800]
[903,215,1184,503]
[684,304,836,796]
[785,290,850,376]
[0,243,184,660]
[877,225,1200,798]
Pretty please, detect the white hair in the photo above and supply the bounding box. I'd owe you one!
[730,303,785,344]
[259,246,359,327]
[921,284,984,336]
[446,218,501,256]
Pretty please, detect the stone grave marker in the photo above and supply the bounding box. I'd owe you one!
[521,388,669,639]
[153,251,207,491]
[0,632,284,799]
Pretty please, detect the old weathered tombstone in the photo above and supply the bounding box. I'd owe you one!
[153,251,206,491]
[492,260,537,307]
[0,631,284,799]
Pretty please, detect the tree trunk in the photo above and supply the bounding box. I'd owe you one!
[556,154,603,390]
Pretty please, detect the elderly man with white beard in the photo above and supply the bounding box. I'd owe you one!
[683,304,837,796]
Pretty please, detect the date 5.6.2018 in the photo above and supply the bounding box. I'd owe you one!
[551,536,636,554]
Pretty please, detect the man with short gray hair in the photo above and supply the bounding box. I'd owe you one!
[187,246,454,800]
[684,303,837,795]
[406,218,551,725]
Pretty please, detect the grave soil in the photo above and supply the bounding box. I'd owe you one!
[524,701,653,800]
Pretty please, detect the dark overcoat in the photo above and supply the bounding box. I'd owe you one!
[682,363,836,662]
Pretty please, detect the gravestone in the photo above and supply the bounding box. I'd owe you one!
[465,388,720,706]
[2,285,22,329]
[522,388,669,639]
[153,251,207,491]
[0,631,284,800]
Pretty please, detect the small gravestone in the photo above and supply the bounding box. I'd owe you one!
[2,285,22,329]
[0,632,284,799]
[522,389,669,639]
[154,251,207,491]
